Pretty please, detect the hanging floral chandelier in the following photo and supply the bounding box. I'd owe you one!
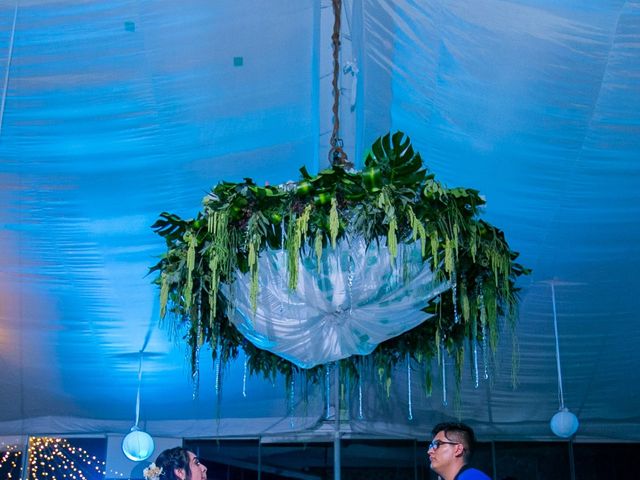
[150,131,528,393]
[150,0,528,400]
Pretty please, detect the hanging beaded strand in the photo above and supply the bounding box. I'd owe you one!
[214,338,222,395]
[357,357,364,419]
[441,339,448,406]
[280,217,287,315]
[242,355,248,398]
[289,374,296,428]
[347,252,354,316]
[472,325,480,388]
[325,364,332,419]
[406,353,413,420]
[452,269,459,324]
[478,280,490,380]
[192,344,200,400]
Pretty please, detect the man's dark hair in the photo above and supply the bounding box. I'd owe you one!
[431,422,477,460]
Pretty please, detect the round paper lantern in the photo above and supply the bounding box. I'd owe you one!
[550,408,579,438]
[122,427,155,461]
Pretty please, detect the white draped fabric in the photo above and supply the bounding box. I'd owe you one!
[226,238,450,368]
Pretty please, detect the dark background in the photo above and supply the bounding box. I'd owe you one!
[3,437,636,479]
[187,438,639,480]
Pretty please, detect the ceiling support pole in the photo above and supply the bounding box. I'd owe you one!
[333,362,341,480]
[20,436,29,480]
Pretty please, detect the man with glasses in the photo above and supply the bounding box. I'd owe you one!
[428,422,490,480]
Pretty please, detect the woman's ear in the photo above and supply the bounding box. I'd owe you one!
[174,467,186,480]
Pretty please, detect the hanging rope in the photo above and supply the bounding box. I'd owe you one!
[134,351,144,428]
[550,282,566,409]
[329,0,353,169]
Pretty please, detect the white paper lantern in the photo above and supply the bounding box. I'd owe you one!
[122,427,155,461]
[550,408,579,438]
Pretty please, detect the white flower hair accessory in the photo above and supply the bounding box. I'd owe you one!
[143,462,163,480]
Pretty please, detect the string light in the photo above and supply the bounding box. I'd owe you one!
[27,437,107,480]
[2,438,128,479]
[0,442,23,479]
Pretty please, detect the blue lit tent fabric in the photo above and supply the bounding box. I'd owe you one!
[0,0,639,442]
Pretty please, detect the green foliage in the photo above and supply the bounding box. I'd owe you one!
[150,132,529,395]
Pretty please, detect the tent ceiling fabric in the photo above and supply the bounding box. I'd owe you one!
[1,0,639,442]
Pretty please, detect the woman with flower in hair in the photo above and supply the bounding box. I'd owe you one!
[144,447,208,480]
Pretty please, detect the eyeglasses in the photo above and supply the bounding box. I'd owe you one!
[428,440,461,450]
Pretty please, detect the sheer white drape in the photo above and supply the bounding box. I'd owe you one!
[226,237,449,368]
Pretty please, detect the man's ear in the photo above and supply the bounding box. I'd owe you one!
[174,467,186,480]
[454,443,465,458]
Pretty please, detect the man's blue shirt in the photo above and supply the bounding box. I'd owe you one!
[456,466,491,480]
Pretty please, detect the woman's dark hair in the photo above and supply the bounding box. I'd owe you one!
[154,447,192,480]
